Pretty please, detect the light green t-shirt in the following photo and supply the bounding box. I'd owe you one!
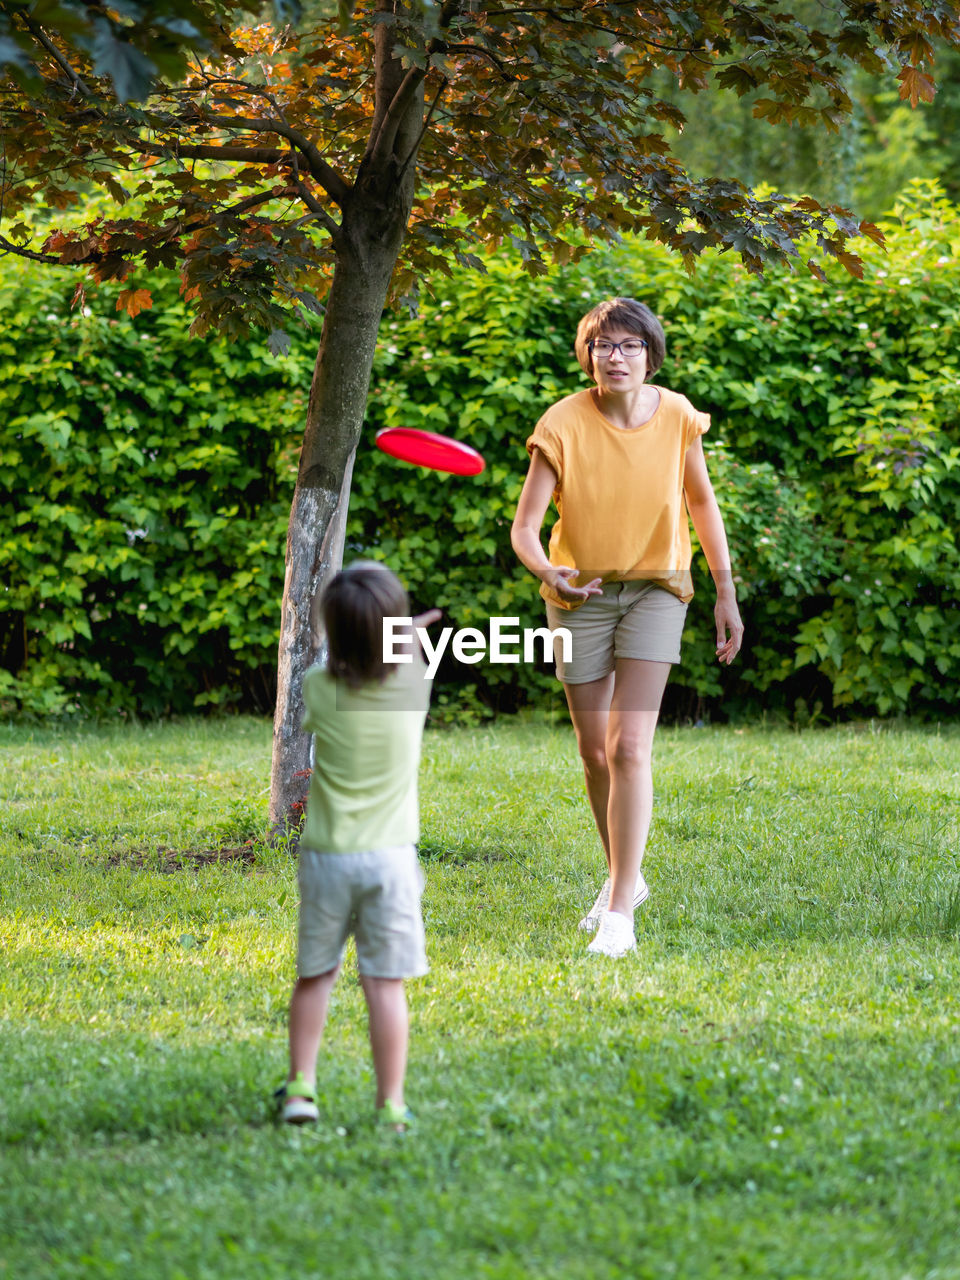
[300,657,432,854]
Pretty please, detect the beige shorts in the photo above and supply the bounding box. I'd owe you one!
[297,844,428,980]
[545,581,687,684]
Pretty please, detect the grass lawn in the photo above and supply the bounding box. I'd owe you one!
[1,716,959,1279]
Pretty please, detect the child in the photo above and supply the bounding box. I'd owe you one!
[275,561,438,1129]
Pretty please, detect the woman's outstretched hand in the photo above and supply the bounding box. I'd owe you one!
[545,566,603,602]
[714,595,744,665]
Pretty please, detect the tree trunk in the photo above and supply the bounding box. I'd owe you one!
[269,246,392,832]
[269,6,426,835]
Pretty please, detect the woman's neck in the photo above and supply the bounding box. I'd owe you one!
[592,383,660,430]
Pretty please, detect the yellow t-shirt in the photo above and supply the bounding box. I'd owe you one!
[525,386,710,608]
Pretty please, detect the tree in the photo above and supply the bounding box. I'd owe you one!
[2,0,958,830]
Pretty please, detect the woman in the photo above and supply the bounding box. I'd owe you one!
[511,298,743,957]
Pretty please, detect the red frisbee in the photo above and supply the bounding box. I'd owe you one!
[375,426,485,476]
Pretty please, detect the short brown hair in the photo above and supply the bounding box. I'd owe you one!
[574,298,666,378]
[322,561,409,688]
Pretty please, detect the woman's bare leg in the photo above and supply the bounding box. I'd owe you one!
[605,658,672,918]
[563,672,615,867]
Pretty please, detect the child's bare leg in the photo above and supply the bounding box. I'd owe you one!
[288,965,340,1094]
[359,975,408,1110]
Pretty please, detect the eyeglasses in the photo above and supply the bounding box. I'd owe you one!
[588,338,648,359]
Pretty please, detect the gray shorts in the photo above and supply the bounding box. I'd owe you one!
[297,844,428,980]
[545,581,687,684]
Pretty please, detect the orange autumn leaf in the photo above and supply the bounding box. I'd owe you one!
[116,287,153,318]
[898,65,935,108]
[836,251,864,280]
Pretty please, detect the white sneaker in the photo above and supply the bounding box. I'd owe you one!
[586,910,637,957]
[634,870,650,910]
[578,878,611,931]
[578,872,650,932]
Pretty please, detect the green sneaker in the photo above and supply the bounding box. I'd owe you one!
[274,1072,319,1125]
[377,1099,414,1132]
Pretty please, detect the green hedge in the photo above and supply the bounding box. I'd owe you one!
[0,281,311,715]
[3,180,959,720]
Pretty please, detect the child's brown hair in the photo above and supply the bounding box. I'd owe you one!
[323,562,410,688]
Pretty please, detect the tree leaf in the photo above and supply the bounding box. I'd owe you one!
[858,221,885,247]
[836,251,863,280]
[897,65,935,108]
[116,287,153,318]
[90,19,157,103]
[0,35,36,76]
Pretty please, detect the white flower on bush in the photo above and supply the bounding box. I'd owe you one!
[812,364,822,373]
[899,277,911,284]
[857,323,868,330]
